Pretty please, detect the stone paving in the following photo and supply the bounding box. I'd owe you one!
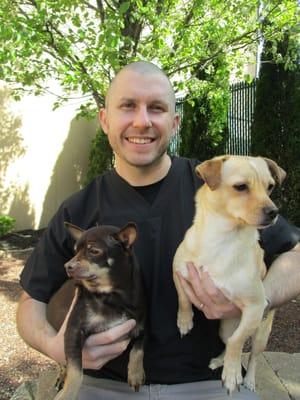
[243,352,300,400]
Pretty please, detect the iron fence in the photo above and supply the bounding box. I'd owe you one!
[226,79,257,155]
[170,80,257,156]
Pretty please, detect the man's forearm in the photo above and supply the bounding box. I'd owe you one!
[264,248,300,309]
[16,291,62,361]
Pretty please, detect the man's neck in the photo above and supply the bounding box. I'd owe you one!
[115,154,172,186]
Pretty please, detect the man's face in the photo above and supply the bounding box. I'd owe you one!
[99,70,179,169]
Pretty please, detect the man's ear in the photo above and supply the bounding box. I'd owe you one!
[195,156,228,190]
[172,114,180,137]
[99,108,108,135]
[64,222,84,241]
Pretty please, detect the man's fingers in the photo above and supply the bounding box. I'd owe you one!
[84,319,136,347]
[185,264,215,309]
[200,270,228,303]
[82,339,131,369]
[83,338,131,362]
[178,273,211,310]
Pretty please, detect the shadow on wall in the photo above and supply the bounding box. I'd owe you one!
[39,116,97,228]
[0,87,26,212]
[8,184,35,229]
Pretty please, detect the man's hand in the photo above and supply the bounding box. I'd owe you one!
[178,262,240,319]
[81,320,135,369]
[49,290,136,369]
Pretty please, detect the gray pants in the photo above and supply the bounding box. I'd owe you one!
[10,373,260,400]
[80,375,261,400]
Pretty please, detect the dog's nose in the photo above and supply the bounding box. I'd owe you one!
[65,260,80,273]
[263,206,279,220]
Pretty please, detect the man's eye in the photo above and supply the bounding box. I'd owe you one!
[150,105,164,112]
[121,102,134,109]
[233,183,248,192]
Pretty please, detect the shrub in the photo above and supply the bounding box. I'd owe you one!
[85,128,114,185]
[0,215,16,238]
[251,34,300,225]
[178,96,229,161]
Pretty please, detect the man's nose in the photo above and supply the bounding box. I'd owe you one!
[132,106,152,128]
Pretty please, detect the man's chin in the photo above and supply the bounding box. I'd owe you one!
[122,152,168,168]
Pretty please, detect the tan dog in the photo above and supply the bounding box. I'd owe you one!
[173,155,286,395]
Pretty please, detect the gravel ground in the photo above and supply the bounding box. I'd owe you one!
[0,232,299,400]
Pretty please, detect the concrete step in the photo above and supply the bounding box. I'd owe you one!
[243,352,300,400]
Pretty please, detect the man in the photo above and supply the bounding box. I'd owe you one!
[16,61,299,400]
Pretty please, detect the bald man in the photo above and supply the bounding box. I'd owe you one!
[16,61,299,400]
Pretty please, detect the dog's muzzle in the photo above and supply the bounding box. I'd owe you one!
[261,206,279,226]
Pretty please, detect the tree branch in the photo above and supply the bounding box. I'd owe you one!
[96,0,105,23]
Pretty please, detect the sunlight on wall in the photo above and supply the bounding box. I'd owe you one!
[0,85,98,230]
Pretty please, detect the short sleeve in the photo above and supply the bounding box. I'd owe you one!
[20,203,74,302]
[259,215,300,267]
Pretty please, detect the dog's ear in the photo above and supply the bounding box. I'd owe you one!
[195,157,227,190]
[263,158,286,185]
[64,222,84,241]
[115,222,137,248]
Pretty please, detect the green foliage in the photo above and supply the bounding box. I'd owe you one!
[251,32,300,225]
[179,55,230,160]
[179,95,229,161]
[85,129,114,184]
[0,1,298,179]
[0,215,15,238]
[0,0,298,117]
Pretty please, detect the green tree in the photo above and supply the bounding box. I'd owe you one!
[1,1,297,112]
[179,55,230,159]
[0,0,298,177]
[85,128,113,184]
[251,31,300,224]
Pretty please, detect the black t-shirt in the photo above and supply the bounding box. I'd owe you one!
[20,156,298,384]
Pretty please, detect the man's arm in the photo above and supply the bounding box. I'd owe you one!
[264,245,300,309]
[17,291,136,369]
[17,291,63,360]
[179,245,300,319]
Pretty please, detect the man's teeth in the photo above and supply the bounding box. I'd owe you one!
[127,137,153,144]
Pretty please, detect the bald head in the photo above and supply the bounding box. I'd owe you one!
[105,61,176,112]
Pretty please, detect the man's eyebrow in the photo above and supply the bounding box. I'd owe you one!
[118,97,136,103]
[118,97,168,104]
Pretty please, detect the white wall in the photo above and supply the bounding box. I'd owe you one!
[0,84,98,230]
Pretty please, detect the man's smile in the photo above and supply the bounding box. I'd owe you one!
[125,137,156,144]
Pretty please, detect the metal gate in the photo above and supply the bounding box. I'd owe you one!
[226,80,257,155]
[170,81,257,156]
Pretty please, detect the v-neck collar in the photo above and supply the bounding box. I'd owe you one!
[108,156,182,216]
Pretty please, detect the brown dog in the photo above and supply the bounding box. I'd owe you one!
[47,222,146,400]
[173,155,286,394]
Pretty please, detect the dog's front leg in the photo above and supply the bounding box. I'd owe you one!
[173,270,194,336]
[127,333,145,391]
[54,313,84,400]
[243,309,275,391]
[222,301,265,395]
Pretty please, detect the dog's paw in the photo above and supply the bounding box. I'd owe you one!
[177,310,194,336]
[243,375,256,392]
[209,354,224,370]
[222,360,243,395]
[128,368,145,392]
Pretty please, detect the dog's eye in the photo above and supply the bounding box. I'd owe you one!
[233,183,248,192]
[87,245,103,256]
[268,183,274,191]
